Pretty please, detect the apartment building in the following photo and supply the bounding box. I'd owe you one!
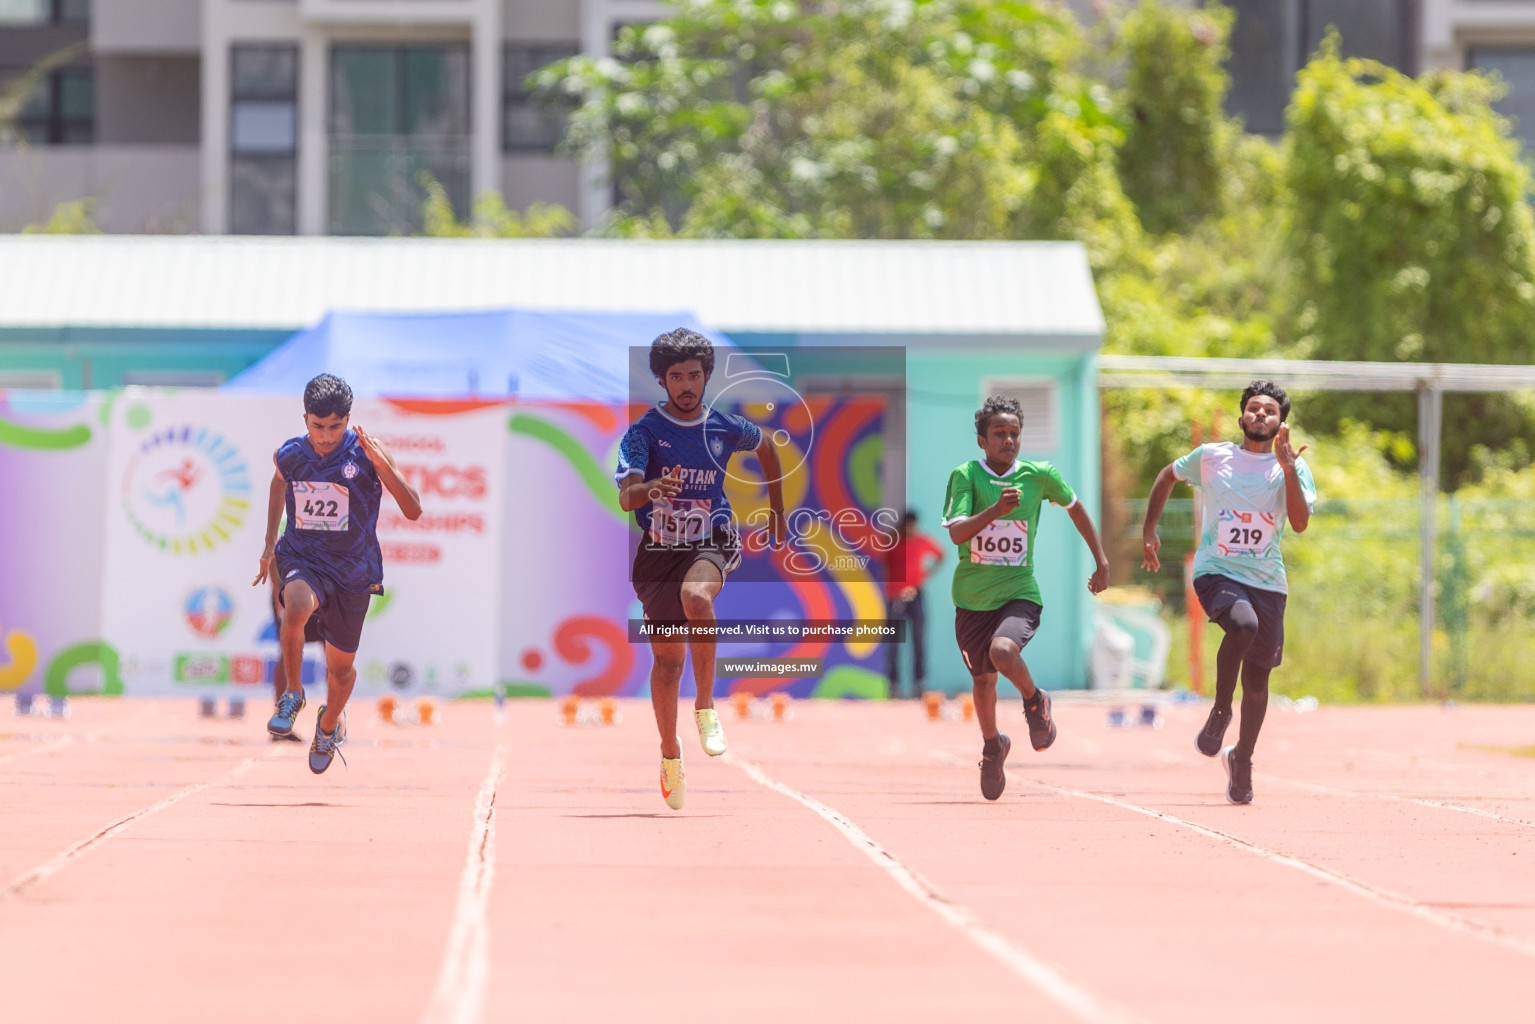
[3,1,1534,237]
[0,0,663,234]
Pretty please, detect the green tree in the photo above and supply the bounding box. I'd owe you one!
[417,172,576,238]
[1284,40,1535,485]
[1114,0,1232,235]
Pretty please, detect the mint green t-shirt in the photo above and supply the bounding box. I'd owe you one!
[941,459,1076,611]
[1174,442,1316,594]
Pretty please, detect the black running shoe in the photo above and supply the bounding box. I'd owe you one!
[1022,689,1057,751]
[1196,705,1233,757]
[1222,746,1253,805]
[979,734,1011,801]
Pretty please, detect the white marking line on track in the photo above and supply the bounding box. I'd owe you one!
[4,747,278,899]
[1263,772,1535,831]
[0,736,72,768]
[725,753,1149,1024]
[420,745,505,1024]
[998,766,1535,961]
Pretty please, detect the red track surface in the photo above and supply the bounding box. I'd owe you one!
[2,697,1534,1023]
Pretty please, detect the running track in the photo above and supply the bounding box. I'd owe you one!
[2,697,1533,1022]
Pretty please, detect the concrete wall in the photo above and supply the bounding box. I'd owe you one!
[93,0,200,53]
[500,153,580,213]
[504,0,579,38]
[96,56,200,144]
[0,145,200,232]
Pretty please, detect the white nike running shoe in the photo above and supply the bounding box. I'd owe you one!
[695,707,728,757]
[661,748,686,810]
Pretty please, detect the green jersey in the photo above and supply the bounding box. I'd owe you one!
[941,459,1077,611]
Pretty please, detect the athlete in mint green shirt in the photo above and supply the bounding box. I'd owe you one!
[1141,381,1314,806]
[942,396,1109,800]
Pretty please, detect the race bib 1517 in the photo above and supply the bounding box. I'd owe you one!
[293,481,351,532]
[970,519,1029,567]
[649,497,712,546]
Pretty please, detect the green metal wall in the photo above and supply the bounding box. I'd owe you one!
[0,327,294,389]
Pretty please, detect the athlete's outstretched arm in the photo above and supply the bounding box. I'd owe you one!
[254,454,285,586]
[1139,463,1180,573]
[1066,502,1111,594]
[1275,423,1311,533]
[946,488,1020,546]
[755,434,786,546]
[354,425,423,521]
[618,467,681,512]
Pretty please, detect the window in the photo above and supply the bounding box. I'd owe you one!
[9,66,94,144]
[979,378,1058,455]
[230,45,298,235]
[503,43,578,152]
[1469,49,1535,153]
[328,45,471,235]
[0,0,88,25]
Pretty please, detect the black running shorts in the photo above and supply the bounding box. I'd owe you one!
[631,528,742,628]
[954,599,1043,677]
[275,556,372,654]
[1193,574,1287,669]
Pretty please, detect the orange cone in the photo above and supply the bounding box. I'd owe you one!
[732,691,753,720]
[923,690,943,721]
[560,695,580,725]
[959,693,975,721]
[770,693,790,722]
[599,698,617,725]
[417,699,436,725]
[378,696,397,723]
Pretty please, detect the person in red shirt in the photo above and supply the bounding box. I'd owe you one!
[885,510,945,698]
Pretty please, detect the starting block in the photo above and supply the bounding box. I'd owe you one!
[378,696,439,726]
[197,696,244,719]
[728,692,794,722]
[558,696,621,726]
[922,692,975,722]
[1105,703,1163,729]
[16,693,68,719]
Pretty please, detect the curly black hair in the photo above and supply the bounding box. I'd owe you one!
[975,395,1023,437]
[303,373,353,419]
[649,328,715,380]
[1239,380,1290,421]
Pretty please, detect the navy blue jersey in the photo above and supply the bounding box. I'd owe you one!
[273,431,384,593]
[615,404,762,544]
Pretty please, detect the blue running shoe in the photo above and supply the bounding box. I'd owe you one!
[308,706,347,774]
[267,689,306,738]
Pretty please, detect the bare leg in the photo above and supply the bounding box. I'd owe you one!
[680,560,725,712]
[988,637,1038,700]
[317,642,357,733]
[278,580,319,697]
[972,671,1000,740]
[649,637,686,759]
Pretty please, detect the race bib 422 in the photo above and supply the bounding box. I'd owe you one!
[293,481,351,532]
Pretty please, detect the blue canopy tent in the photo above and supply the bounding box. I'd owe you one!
[225,309,731,400]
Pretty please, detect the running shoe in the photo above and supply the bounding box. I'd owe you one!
[661,747,686,810]
[267,689,306,738]
[979,733,1011,801]
[695,707,728,757]
[1222,745,1253,805]
[308,707,347,774]
[1196,705,1233,757]
[1022,688,1057,751]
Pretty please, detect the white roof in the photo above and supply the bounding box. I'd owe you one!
[0,235,1103,341]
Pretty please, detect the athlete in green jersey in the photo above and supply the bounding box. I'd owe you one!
[941,396,1109,800]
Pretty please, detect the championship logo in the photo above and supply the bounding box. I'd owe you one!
[122,425,252,554]
[184,586,235,638]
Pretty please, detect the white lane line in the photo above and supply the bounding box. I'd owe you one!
[1263,772,1535,831]
[4,747,276,898]
[727,753,1149,1024]
[420,745,506,1024]
[0,736,72,768]
[996,766,1535,960]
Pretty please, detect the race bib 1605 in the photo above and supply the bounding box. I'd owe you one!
[293,481,351,532]
[1216,507,1274,556]
[970,519,1029,567]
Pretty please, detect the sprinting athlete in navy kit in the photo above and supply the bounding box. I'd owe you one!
[616,329,786,810]
[253,374,422,773]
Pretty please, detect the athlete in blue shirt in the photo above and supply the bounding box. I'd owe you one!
[253,374,422,773]
[616,329,786,810]
[1141,380,1315,805]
